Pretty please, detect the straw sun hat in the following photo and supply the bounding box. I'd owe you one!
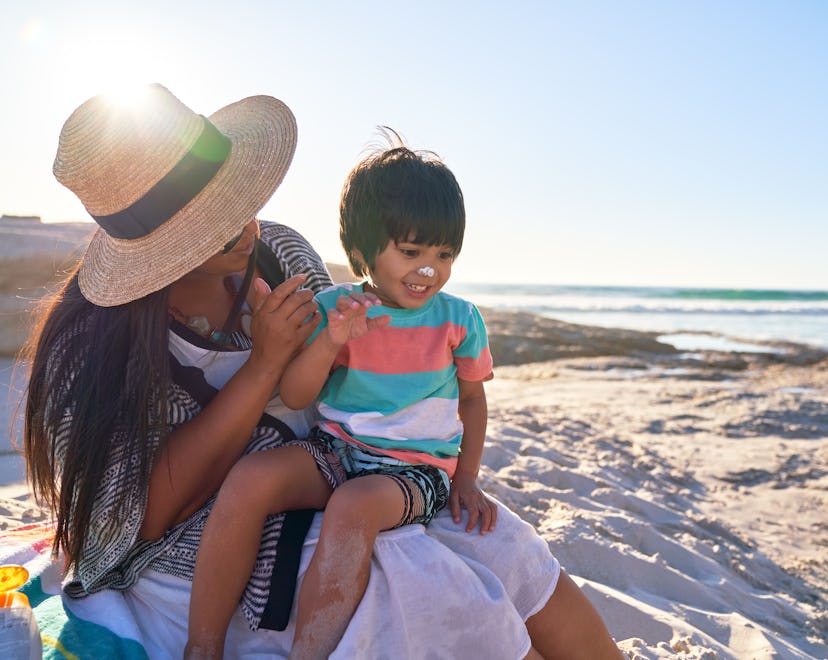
[53,83,297,306]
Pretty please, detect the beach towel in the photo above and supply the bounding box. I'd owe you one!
[1,509,550,659]
[2,521,147,659]
[1,520,147,658]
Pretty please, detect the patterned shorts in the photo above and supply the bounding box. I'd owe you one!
[309,427,450,528]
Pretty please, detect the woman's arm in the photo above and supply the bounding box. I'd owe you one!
[140,276,320,539]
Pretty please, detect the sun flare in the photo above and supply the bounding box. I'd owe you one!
[20,17,44,44]
[100,83,154,109]
[58,23,170,108]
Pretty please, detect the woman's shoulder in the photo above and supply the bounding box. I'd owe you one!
[257,220,320,264]
[257,220,332,293]
[258,220,307,242]
[258,221,322,257]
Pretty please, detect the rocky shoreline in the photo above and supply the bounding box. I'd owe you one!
[0,218,93,355]
[481,305,827,371]
[5,219,826,372]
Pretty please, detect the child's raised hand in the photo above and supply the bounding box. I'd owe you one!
[326,291,390,346]
[449,472,498,534]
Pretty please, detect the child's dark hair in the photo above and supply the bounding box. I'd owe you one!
[340,127,465,277]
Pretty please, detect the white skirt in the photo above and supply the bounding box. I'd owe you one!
[120,499,560,659]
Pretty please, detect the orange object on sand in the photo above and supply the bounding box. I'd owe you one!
[0,565,30,594]
[1,591,30,608]
[0,567,39,659]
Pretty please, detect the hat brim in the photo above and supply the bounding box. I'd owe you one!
[78,95,297,306]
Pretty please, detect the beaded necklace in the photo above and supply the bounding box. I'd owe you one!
[168,247,257,349]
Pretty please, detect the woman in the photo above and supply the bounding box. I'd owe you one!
[23,84,621,658]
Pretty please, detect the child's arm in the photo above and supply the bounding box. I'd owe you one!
[449,378,498,534]
[280,292,390,410]
[279,324,342,410]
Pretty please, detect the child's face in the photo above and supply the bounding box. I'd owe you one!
[364,238,455,309]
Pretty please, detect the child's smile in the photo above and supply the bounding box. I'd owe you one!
[365,239,455,309]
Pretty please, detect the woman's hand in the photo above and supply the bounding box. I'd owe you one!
[142,275,320,538]
[247,275,321,377]
[449,472,498,534]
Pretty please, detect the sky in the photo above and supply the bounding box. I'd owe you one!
[1,0,826,290]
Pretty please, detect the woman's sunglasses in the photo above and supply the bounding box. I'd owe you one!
[221,229,245,254]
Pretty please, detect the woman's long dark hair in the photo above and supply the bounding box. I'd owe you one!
[22,264,171,570]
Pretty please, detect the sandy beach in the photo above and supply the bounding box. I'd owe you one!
[482,346,827,658]
[1,220,826,658]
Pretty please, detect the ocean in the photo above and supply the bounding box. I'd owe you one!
[446,284,828,352]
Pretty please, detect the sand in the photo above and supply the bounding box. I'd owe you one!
[483,353,827,658]
[1,219,826,658]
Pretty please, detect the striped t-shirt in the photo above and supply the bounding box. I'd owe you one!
[309,283,493,476]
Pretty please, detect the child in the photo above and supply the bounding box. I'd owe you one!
[186,130,497,659]
[282,131,498,656]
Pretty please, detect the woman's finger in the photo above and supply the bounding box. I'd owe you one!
[294,310,322,343]
[286,300,321,329]
[250,278,272,313]
[258,274,308,314]
[265,288,316,322]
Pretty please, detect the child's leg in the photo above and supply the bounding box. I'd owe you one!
[186,446,332,658]
[289,473,409,660]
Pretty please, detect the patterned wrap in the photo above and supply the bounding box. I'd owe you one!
[56,222,335,630]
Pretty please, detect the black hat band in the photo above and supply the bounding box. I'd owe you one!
[91,116,232,240]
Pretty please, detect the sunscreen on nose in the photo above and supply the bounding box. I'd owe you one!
[417,266,435,277]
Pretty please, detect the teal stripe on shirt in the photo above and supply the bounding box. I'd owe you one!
[319,364,459,415]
